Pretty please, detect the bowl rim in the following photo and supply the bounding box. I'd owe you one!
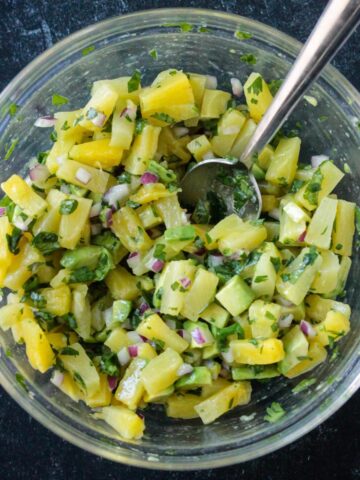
[0,7,359,470]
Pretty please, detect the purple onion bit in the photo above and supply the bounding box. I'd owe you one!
[140,172,158,185]
[300,319,316,338]
[151,259,164,273]
[179,277,191,289]
[107,375,118,391]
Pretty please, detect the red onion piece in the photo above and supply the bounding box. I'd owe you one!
[29,164,50,183]
[117,346,130,366]
[0,207,6,217]
[103,184,130,207]
[51,370,64,387]
[194,247,206,256]
[139,302,150,315]
[230,77,243,97]
[300,319,316,338]
[173,126,189,138]
[279,314,294,329]
[311,154,329,169]
[90,203,102,218]
[90,223,102,236]
[179,277,191,289]
[140,172,158,185]
[205,75,218,89]
[75,167,92,185]
[34,116,56,128]
[107,375,118,391]
[191,327,206,345]
[91,112,107,128]
[177,363,193,377]
[151,259,165,273]
[128,345,139,357]
[105,209,113,227]
[298,230,307,242]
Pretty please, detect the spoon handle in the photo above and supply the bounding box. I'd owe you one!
[241,0,360,168]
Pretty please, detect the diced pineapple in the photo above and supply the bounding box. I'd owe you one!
[21,312,55,373]
[158,127,192,163]
[69,139,123,169]
[110,99,137,149]
[278,325,309,374]
[105,266,140,301]
[201,377,231,398]
[258,144,274,170]
[0,303,23,331]
[140,69,195,123]
[58,195,92,249]
[104,327,129,353]
[216,275,255,316]
[305,294,351,322]
[79,82,118,131]
[154,195,186,229]
[310,251,339,295]
[92,77,141,104]
[72,284,91,340]
[200,302,230,328]
[33,189,67,235]
[187,135,213,162]
[1,175,48,218]
[332,199,355,256]
[285,341,327,378]
[0,216,14,286]
[248,300,281,338]
[230,338,285,364]
[305,197,337,249]
[137,313,188,353]
[181,268,219,321]
[261,195,279,213]
[115,357,147,410]
[137,343,157,361]
[124,125,161,175]
[251,251,278,299]
[4,240,44,291]
[244,73,273,123]
[54,110,85,142]
[56,159,110,194]
[129,183,174,205]
[59,342,100,396]
[188,73,207,107]
[315,310,350,346]
[46,139,76,174]
[207,214,243,242]
[141,348,183,396]
[55,372,84,402]
[230,118,257,159]
[39,285,71,316]
[46,332,70,350]
[98,405,145,440]
[111,206,153,252]
[166,393,202,419]
[265,137,301,187]
[194,381,251,424]
[200,89,231,119]
[218,221,267,254]
[85,373,112,408]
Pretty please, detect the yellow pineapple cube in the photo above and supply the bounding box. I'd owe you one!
[187,135,213,162]
[40,285,71,316]
[4,240,44,290]
[1,174,47,218]
[85,374,112,408]
[21,313,55,373]
[56,159,110,194]
[105,266,140,301]
[98,405,145,440]
[137,313,188,353]
[124,125,161,175]
[70,139,123,169]
[0,216,14,286]
[141,348,183,396]
[166,393,202,419]
[285,341,327,378]
[115,357,147,410]
[200,89,231,119]
[111,206,153,252]
[58,195,92,249]
[79,82,118,131]
[244,72,273,122]
[315,310,350,346]
[230,338,285,364]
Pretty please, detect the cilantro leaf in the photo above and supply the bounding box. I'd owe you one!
[52,94,69,106]
[81,45,95,56]
[32,232,60,255]
[234,30,253,40]
[59,199,78,215]
[264,402,285,423]
[4,138,19,160]
[247,75,263,95]
[292,377,316,393]
[304,167,324,206]
[240,53,257,65]
[152,112,175,124]
[128,70,141,93]
[149,48,158,60]
[6,226,22,254]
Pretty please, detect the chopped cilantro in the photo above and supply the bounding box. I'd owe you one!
[34,310,57,331]
[292,377,316,393]
[81,45,95,56]
[23,274,40,292]
[270,257,281,273]
[281,246,319,284]
[152,112,175,124]
[268,79,283,96]
[6,226,22,254]
[8,103,19,117]
[264,402,285,423]
[50,130,58,142]
[59,199,78,215]
[153,243,166,261]
[118,171,132,184]
[343,163,352,174]
[61,312,78,330]
[73,371,86,391]
[4,138,19,160]
[15,372,29,393]
[128,70,141,93]
[135,118,148,134]
[247,75,263,95]
[149,48,158,60]
[304,167,324,205]
[37,151,49,164]
[254,275,268,283]
[265,311,277,321]
[99,347,120,377]
[32,232,60,255]
[318,115,328,122]
[59,347,79,356]
[234,30,253,40]
[240,53,257,65]
[52,94,69,106]
[198,25,209,33]
[171,281,180,291]
[289,179,305,193]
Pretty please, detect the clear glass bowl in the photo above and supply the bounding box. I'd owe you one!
[0,8,359,470]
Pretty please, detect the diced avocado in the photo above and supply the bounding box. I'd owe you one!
[183,320,214,348]
[216,275,255,316]
[60,245,114,282]
[278,325,309,374]
[113,300,132,323]
[199,302,230,328]
[232,365,280,380]
[251,162,266,180]
[175,366,212,390]
[164,225,196,242]
[93,230,128,264]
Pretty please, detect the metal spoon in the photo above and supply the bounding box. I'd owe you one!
[179,0,360,220]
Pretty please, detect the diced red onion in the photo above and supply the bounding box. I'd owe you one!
[176,363,193,377]
[298,230,307,242]
[151,259,165,273]
[279,314,294,329]
[276,296,294,307]
[128,345,139,357]
[222,126,240,135]
[222,349,234,364]
[311,154,329,169]
[117,346,130,366]
[208,254,224,268]
[179,277,191,289]
[29,164,50,183]
[137,411,145,420]
[75,167,92,185]
[140,172,158,185]
[139,302,150,315]
[0,207,6,217]
[34,116,56,128]
[127,331,144,344]
[300,319,316,338]
[165,318,177,330]
[205,75,218,89]
[127,252,142,270]
[191,327,206,345]
[173,126,189,138]
[51,370,64,387]
[107,375,118,391]
[91,111,107,128]
[90,203,102,218]
[177,329,192,343]
[194,247,206,256]
[268,208,280,220]
[202,151,215,161]
[90,223,102,236]
[230,77,243,97]
[104,184,130,207]
[105,209,113,227]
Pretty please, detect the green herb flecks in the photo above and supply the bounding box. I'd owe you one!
[254,275,268,283]
[289,179,305,193]
[240,53,257,65]
[4,138,19,160]
[6,226,22,254]
[281,246,319,284]
[81,45,95,56]
[99,347,121,377]
[234,30,252,40]
[59,347,79,356]
[149,49,158,60]
[292,377,317,393]
[59,199,78,215]
[128,70,142,93]
[264,402,285,423]
[52,94,69,106]
[268,79,283,96]
[247,75,263,95]
[15,372,29,393]
[8,103,19,117]
[304,167,324,206]
[135,118,148,134]
[32,232,61,256]
[152,112,175,124]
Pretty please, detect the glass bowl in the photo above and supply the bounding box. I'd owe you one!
[0,8,359,470]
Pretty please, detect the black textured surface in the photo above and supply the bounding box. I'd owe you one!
[0,1,359,479]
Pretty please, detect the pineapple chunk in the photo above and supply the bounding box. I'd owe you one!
[55,372,84,402]
[0,303,23,331]
[141,348,183,396]
[1,174,47,218]
[56,159,110,194]
[92,77,141,104]
[21,313,55,373]
[244,72,273,122]
[181,268,219,321]
[166,393,202,419]
[58,195,92,249]
[98,405,145,440]
[265,137,301,187]
[137,313,188,353]
[194,381,251,424]
[315,310,350,346]
[72,284,91,340]
[158,127,191,163]
[200,89,231,119]
[0,216,14,285]
[137,204,162,229]
[188,73,207,107]
[248,300,281,339]
[40,285,71,316]
[110,99,137,149]
[69,139,123,169]
[230,119,257,159]
[111,206,153,252]
[105,266,140,301]
[79,82,118,131]
[104,327,129,353]
[4,240,44,290]
[310,251,339,295]
[137,343,157,361]
[115,357,147,410]
[305,294,351,323]
[230,338,285,364]
[305,197,337,250]
[332,199,356,256]
[285,341,327,378]
[129,183,174,205]
[218,221,267,254]
[85,374,112,408]
[33,189,67,235]
[59,342,100,396]
[187,135,213,162]
[140,69,195,123]
[154,195,187,229]
[54,110,85,141]
[124,124,161,175]
[258,144,274,170]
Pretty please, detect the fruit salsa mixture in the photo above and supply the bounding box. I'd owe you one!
[0,67,356,440]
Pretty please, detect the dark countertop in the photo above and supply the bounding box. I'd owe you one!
[0,1,359,479]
